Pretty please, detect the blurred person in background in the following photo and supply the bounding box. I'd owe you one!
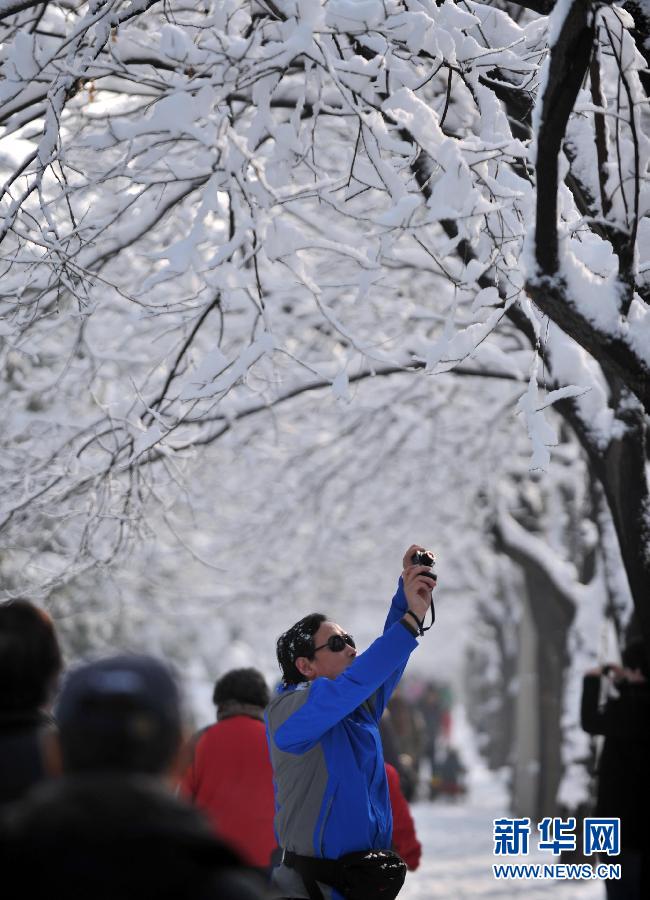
[379,707,410,794]
[181,667,277,874]
[581,627,650,900]
[386,689,425,802]
[0,654,268,900]
[430,745,466,801]
[0,599,62,806]
[418,683,443,778]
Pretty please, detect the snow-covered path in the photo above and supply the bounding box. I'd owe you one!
[402,791,604,899]
[400,712,606,899]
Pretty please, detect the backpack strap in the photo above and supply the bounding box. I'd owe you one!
[282,850,337,900]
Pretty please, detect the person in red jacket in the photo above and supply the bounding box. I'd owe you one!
[180,668,277,872]
[385,762,422,871]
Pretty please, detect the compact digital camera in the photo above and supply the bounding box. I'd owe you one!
[411,550,437,581]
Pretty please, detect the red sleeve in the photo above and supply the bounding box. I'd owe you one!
[386,763,421,871]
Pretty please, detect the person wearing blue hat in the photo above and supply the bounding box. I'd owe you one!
[55,653,184,777]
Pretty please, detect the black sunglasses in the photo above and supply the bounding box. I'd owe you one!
[313,633,356,654]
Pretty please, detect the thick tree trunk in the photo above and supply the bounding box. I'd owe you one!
[558,398,650,666]
[529,0,650,664]
[494,521,575,820]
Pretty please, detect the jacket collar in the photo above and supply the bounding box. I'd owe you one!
[216,700,265,722]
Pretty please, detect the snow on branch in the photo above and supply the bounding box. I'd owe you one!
[1,0,649,593]
[495,498,584,610]
[527,0,650,413]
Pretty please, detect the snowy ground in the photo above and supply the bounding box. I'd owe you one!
[401,711,606,900]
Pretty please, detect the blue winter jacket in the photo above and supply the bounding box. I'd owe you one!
[265,578,419,899]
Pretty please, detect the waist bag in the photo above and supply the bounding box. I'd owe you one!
[283,848,407,900]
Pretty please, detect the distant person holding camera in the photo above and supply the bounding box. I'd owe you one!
[266,544,437,900]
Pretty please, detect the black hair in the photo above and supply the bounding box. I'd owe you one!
[0,599,62,711]
[212,668,270,708]
[276,613,327,685]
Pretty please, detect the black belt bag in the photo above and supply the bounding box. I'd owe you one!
[283,848,407,900]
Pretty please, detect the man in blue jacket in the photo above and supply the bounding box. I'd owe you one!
[265,545,436,900]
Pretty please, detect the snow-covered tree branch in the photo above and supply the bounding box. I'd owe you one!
[1,0,649,669]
